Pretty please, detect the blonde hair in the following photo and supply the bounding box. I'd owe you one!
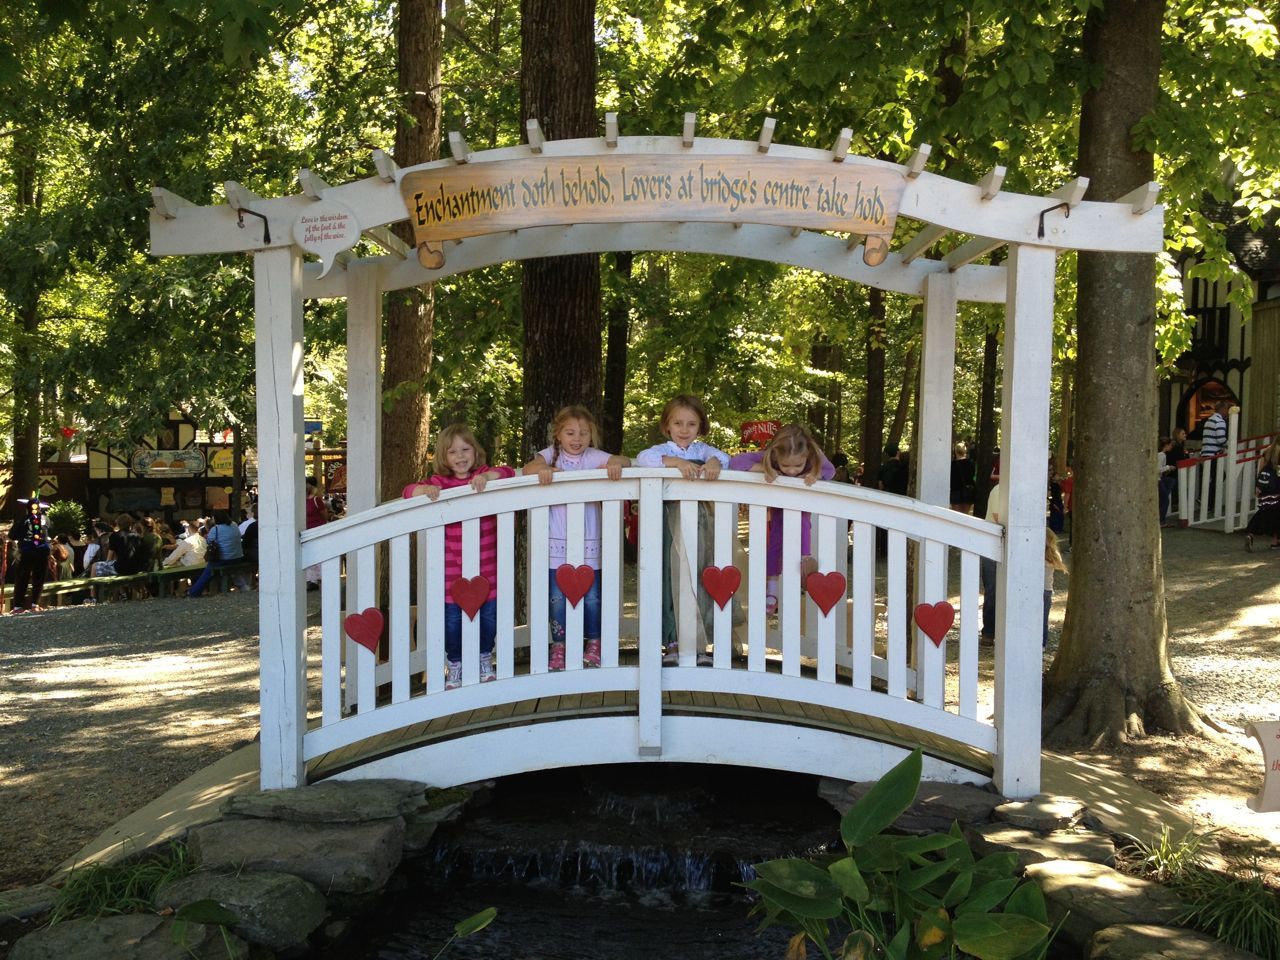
[659,394,710,437]
[1045,528,1068,573]
[432,423,487,477]
[762,423,824,484]
[548,406,601,467]
[953,441,967,459]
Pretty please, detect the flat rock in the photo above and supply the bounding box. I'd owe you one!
[827,779,1002,832]
[155,869,327,952]
[9,913,248,960]
[1024,860,1185,952]
[994,794,1086,832]
[0,884,59,921]
[225,778,428,823]
[188,817,405,895]
[1090,923,1263,959]
[965,824,1116,868]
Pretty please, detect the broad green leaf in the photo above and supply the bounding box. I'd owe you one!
[883,922,912,960]
[955,877,1020,915]
[973,851,1019,879]
[173,899,239,927]
[953,913,1050,960]
[1002,881,1049,924]
[891,834,962,858]
[454,906,497,938]
[840,749,922,848]
[914,905,951,949]
[754,859,843,903]
[840,929,879,959]
[897,857,956,891]
[941,869,974,908]
[828,857,870,903]
[855,835,900,872]
[742,877,843,920]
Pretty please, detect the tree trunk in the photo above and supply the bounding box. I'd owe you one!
[886,341,918,451]
[602,252,633,453]
[380,0,441,502]
[1044,0,1215,747]
[861,287,886,479]
[1055,357,1073,476]
[520,0,600,462]
[974,328,999,516]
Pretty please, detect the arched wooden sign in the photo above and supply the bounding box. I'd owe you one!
[399,155,905,269]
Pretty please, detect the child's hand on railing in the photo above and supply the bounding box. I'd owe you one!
[407,483,440,500]
[470,471,498,493]
[664,457,702,480]
[606,455,630,481]
[800,555,818,579]
[702,460,722,480]
[529,463,556,485]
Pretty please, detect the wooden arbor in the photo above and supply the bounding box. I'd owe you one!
[150,116,1163,796]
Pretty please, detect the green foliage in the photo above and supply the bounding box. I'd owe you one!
[432,907,497,959]
[49,842,193,925]
[45,498,86,539]
[1121,825,1218,884]
[743,749,1054,960]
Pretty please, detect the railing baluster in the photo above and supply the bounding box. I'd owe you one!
[816,514,836,683]
[565,501,586,671]
[886,530,907,699]
[850,521,874,689]
[637,477,663,754]
[959,551,979,719]
[529,506,550,673]
[352,545,377,712]
[424,527,445,694]
[389,534,410,704]
[916,539,946,708]
[321,556,342,724]
[747,504,767,673]
[712,501,733,669]
[678,499,700,666]
[600,499,622,669]
[461,518,481,685]
[780,509,800,677]
[497,512,515,679]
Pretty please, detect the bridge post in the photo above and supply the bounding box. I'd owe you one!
[637,477,664,755]
[254,247,307,789]
[994,244,1054,798]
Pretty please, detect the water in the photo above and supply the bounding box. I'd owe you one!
[340,765,841,959]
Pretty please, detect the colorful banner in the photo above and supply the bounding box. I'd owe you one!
[400,155,905,269]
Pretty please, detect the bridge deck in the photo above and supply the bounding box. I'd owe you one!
[306,678,994,782]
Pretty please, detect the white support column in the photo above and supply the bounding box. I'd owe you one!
[345,259,383,619]
[994,243,1055,799]
[255,246,307,790]
[1223,407,1240,533]
[916,271,958,508]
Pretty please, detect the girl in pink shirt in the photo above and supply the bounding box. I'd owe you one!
[524,406,630,670]
[404,423,515,688]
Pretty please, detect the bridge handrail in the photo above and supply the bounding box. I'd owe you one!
[299,468,1003,568]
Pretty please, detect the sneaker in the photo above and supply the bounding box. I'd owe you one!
[1246,533,1255,552]
[764,594,778,617]
[445,659,462,690]
[549,642,566,672]
[662,644,679,666]
[696,651,713,667]
[480,652,496,683]
[583,640,601,668]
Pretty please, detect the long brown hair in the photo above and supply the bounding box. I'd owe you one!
[762,423,824,484]
[659,394,710,437]
[548,405,602,468]
[431,423,487,477]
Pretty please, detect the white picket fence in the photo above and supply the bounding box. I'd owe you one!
[297,469,1020,789]
[1174,411,1277,532]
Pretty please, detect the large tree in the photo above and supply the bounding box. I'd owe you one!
[1043,0,1215,745]
[519,0,600,461]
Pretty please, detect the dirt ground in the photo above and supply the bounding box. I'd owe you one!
[0,525,1277,893]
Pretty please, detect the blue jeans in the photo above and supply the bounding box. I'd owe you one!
[187,558,237,597]
[445,599,496,662]
[980,556,997,638]
[549,568,602,641]
[1158,476,1174,522]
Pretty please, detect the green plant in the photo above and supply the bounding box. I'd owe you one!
[1122,825,1219,884]
[433,907,497,959]
[743,750,1055,960]
[45,499,86,540]
[1174,862,1280,958]
[171,898,241,959]
[48,842,194,925]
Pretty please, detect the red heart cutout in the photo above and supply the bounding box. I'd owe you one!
[555,564,595,607]
[451,576,491,619]
[805,571,847,616]
[700,565,741,609]
[914,601,955,646]
[343,607,385,654]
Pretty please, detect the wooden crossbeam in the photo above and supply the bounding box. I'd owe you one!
[898,224,951,265]
[372,149,399,183]
[906,143,932,178]
[1118,181,1161,215]
[298,168,328,200]
[150,186,192,219]
[945,236,1003,272]
[526,118,545,154]
[223,180,259,210]
[978,165,1007,201]
[757,117,776,154]
[448,131,471,164]
[682,111,696,148]
[831,128,852,163]
[363,226,411,259]
[1051,176,1089,206]
[604,112,619,148]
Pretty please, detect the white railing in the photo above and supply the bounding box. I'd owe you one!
[1174,410,1277,532]
[297,469,1011,785]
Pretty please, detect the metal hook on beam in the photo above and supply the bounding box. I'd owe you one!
[236,207,271,244]
[1036,201,1070,240]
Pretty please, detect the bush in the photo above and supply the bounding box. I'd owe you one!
[45,500,87,541]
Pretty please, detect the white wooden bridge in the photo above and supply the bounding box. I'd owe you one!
[150,116,1165,800]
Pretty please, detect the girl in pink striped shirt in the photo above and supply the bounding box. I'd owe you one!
[404,423,515,688]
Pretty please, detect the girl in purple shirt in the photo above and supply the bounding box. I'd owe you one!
[728,424,835,615]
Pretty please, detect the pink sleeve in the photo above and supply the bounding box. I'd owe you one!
[818,453,836,481]
[402,480,426,498]
[488,465,516,480]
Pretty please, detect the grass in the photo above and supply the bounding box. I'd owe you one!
[48,842,194,925]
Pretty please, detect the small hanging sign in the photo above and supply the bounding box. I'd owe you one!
[292,199,361,278]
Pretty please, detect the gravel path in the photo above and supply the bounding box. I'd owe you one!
[0,526,1277,891]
